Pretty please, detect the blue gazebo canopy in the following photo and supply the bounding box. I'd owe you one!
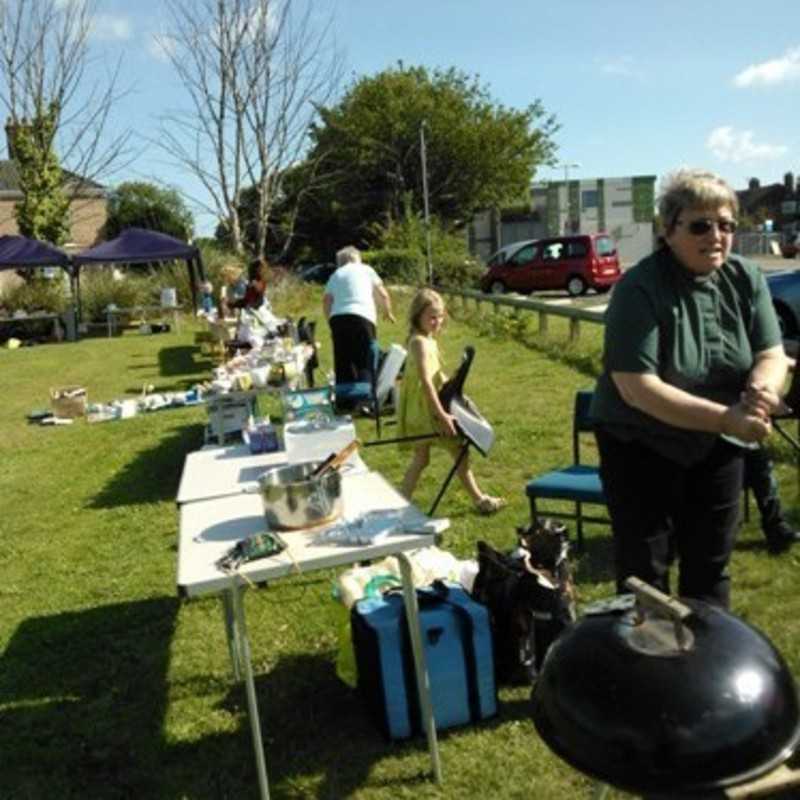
[73,227,205,312]
[73,227,200,266]
[0,235,70,269]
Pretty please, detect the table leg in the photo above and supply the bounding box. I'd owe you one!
[397,552,443,784]
[222,589,242,680]
[230,583,271,800]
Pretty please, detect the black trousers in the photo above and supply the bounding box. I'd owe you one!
[595,429,744,608]
[743,445,786,539]
[329,314,376,384]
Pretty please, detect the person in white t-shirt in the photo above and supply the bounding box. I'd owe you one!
[323,245,395,384]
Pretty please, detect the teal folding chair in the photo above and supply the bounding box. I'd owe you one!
[525,389,609,550]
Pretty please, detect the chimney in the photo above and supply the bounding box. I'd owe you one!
[784,172,795,194]
[748,177,760,192]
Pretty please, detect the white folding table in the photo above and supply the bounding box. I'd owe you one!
[176,468,445,799]
[176,444,287,506]
[176,436,366,508]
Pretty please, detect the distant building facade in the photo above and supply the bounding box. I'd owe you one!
[469,174,656,265]
[736,173,799,237]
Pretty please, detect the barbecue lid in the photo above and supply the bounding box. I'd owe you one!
[531,578,800,795]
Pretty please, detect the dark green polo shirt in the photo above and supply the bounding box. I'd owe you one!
[591,248,782,466]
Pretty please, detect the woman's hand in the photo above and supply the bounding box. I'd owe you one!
[740,383,787,418]
[721,401,772,443]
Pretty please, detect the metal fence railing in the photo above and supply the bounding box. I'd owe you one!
[438,286,605,343]
[734,232,784,256]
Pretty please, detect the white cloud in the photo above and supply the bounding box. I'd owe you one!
[597,55,636,77]
[733,46,800,88]
[89,13,131,42]
[706,126,788,163]
[148,33,175,63]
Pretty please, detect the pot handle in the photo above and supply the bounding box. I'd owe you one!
[625,577,692,651]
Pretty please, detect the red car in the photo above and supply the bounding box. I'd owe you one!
[480,233,622,297]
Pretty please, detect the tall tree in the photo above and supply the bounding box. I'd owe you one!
[157,0,343,256]
[300,64,559,247]
[13,103,70,244]
[104,181,194,241]
[0,0,133,191]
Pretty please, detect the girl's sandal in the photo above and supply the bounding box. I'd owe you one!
[476,495,507,515]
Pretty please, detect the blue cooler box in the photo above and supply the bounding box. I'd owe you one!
[351,582,497,740]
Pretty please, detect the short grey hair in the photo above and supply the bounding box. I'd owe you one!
[336,245,362,267]
[658,168,739,235]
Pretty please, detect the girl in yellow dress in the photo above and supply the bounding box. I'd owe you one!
[398,288,505,514]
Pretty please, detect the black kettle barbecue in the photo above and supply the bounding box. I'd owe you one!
[531,578,800,796]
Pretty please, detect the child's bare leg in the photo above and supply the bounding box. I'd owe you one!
[455,449,484,504]
[401,444,430,500]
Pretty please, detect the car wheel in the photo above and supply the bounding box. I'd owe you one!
[566,275,587,297]
[490,280,506,295]
[775,304,797,338]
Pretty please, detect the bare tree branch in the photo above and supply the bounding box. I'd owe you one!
[157,0,343,254]
[0,0,135,201]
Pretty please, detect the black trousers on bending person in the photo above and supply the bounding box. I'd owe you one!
[595,429,744,609]
[329,313,376,385]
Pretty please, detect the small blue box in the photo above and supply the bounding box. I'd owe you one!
[351,582,497,739]
[244,422,280,454]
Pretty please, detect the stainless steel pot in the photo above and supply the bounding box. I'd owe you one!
[258,461,343,530]
[531,578,800,795]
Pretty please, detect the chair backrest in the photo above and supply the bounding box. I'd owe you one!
[572,389,596,463]
[374,343,407,406]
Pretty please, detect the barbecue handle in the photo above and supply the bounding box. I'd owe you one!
[625,577,691,620]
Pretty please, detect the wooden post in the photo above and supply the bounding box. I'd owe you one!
[539,310,548,335]
[569,318,580,342]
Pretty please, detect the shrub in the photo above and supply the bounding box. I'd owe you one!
[78,268,150,321]
[1,275,70,313]
[433,253,484,289]
[364,248,426,285]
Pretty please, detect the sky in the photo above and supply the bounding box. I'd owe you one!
[68,0,800,236]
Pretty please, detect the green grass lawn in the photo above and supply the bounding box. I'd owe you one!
[1,287,799,799]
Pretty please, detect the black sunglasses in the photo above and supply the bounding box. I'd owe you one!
[675,218,738,236]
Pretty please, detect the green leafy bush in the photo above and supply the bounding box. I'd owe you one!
[1,275,69,313]
[433,253,484,289]
[78,269,151,321]
[364,247,426,285]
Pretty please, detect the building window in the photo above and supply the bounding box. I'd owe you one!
[581,190,598,209]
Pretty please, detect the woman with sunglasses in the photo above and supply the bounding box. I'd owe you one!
[591,168,788,609]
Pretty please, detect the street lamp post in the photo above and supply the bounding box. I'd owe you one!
[420,120,433,285]
[557,161,581,233]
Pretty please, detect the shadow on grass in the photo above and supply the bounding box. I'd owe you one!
[572,529,615,585]
[88,423,206,509]
[207,651,541,798]
[0,596,178,799]
[158,345,211,378]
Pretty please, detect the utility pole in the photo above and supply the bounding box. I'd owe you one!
[420,120,433,285]
[558,162,581,233]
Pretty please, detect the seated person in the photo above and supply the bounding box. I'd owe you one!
[230,258,271,313]
[219,264,247,317]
